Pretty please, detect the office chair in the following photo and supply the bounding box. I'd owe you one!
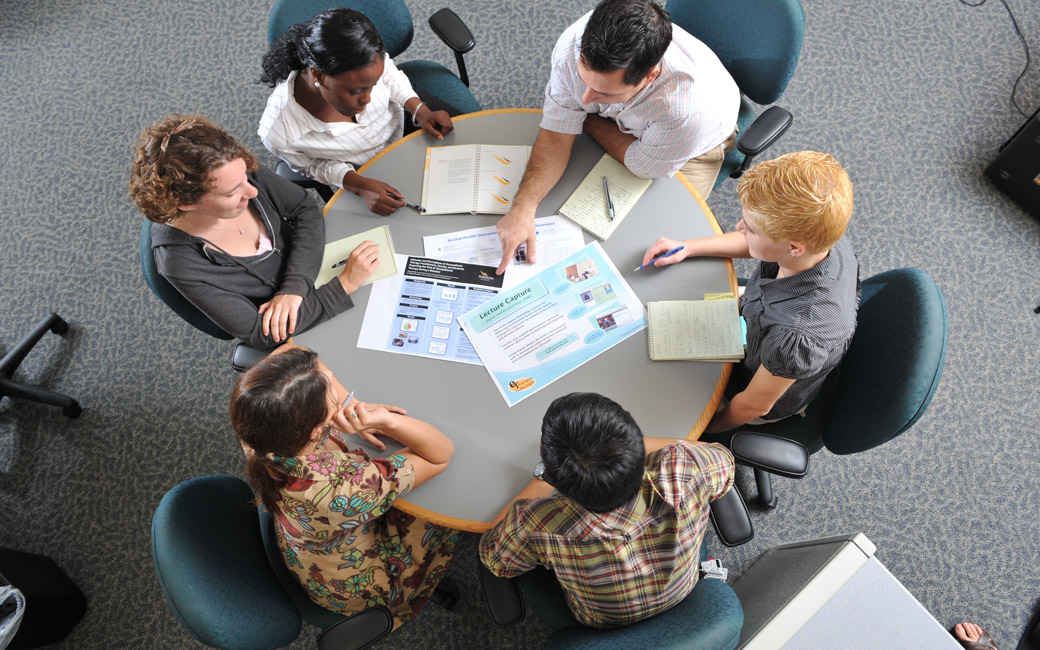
[704,267,949,508]
[267,0,483,198]
[476,436,810,649]
[139,220,267,372]
[151,475,394,650]
[0,313,81,418]
[665,0,805,189]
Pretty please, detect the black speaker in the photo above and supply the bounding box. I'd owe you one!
[985,106,1040,216]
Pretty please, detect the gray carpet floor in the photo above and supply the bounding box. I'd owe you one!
[1,0,1038,648]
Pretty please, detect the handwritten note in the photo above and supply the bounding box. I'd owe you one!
[647,298,744,362]
[558,154,652,240]
[314,225,399,289]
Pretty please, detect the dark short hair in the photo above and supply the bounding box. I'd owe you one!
[580,0,672,86]
[540,392,646,513]
[260,8,386,86]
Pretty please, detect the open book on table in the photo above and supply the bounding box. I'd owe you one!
[421,144,531,215]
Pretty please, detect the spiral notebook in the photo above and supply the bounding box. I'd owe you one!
[421,144,531,214]
[647,298,744,362]
[313,225,399,289]
[557,154,652,240]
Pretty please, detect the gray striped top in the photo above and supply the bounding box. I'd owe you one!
[730,236,861,420]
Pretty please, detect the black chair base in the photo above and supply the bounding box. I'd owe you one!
[0,313,81,418]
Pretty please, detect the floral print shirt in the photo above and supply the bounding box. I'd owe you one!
[251,433,460,626]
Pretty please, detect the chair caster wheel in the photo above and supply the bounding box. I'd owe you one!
[62,404,82,418]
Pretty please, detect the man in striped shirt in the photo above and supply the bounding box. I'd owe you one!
[495,0,739,275]
[479,392,735,629]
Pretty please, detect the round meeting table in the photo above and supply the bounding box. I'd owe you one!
[294,109,737,533]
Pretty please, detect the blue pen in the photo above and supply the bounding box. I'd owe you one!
[633,245,685,271]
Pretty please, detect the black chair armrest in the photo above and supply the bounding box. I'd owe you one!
[231,343,269,373]
[316,607,394,650]
[709,487,754,547]
[428,8,475,54]
[478,563,525,627]
[736,106,793,156]
[730,431,809,478]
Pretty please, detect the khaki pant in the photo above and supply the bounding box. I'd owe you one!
[679,126,739,201]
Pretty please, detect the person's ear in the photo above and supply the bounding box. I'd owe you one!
[178,200,199,213]
[643,65,661,86]
[789,241,806,257]
[310,67,325,89]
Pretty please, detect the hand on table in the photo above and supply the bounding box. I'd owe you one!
[641,237,690,268]
[355,177,406,216]
[417,107,453,139]
[339,240,380,294]
[331,401,409,450]
[257,292,303,342]
[496,207,537,275]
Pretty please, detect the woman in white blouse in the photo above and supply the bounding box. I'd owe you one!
[259,8,454,215]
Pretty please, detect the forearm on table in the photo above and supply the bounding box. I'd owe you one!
[491,478,555,526]
[683,231,751,259]
[511,129,576,210]
[386,415,454,465]
[582,114,635,166]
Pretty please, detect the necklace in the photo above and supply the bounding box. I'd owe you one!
[190,214,247,235]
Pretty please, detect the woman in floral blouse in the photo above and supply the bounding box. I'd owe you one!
[230,344,459,626]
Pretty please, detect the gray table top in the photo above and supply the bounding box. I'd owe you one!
[295,109,736,531]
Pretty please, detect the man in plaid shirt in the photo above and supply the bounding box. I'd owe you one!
[479,392,735,629]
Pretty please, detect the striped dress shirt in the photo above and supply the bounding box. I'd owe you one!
[541,12,739,179]
[479,441,735,629]
[734,236,861,419]
[258,54,417,189]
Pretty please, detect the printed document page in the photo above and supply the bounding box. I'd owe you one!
[421,144,529,214]
[422,216,585,289]
[358,255,503,365]
[314,225,398,289]
[459,242,646,406]
[558,154,652,240]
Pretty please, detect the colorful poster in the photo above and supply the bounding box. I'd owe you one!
[358,255,503,364]
[459,242,646,406]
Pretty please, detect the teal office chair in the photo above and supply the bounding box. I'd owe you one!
[151,475,394,650]
[139,220,267,372]
[703,268,950,507]
[665,0,805,189]
[267,0,483,200]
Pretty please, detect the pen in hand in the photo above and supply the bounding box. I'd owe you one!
[387,191,426,213]
[602,176,615,222]
[332,244,379,268]
[634,245,685,271]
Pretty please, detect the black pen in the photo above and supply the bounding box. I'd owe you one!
[332,244,379,268]
[388,191,426,213]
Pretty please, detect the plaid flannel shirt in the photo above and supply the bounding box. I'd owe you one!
[479,441,734,628]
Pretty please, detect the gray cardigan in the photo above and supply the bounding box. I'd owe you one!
[151,164,352,348]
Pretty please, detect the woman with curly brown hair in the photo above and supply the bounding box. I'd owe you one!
[230,344,459,625]
[130,114,378,347]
